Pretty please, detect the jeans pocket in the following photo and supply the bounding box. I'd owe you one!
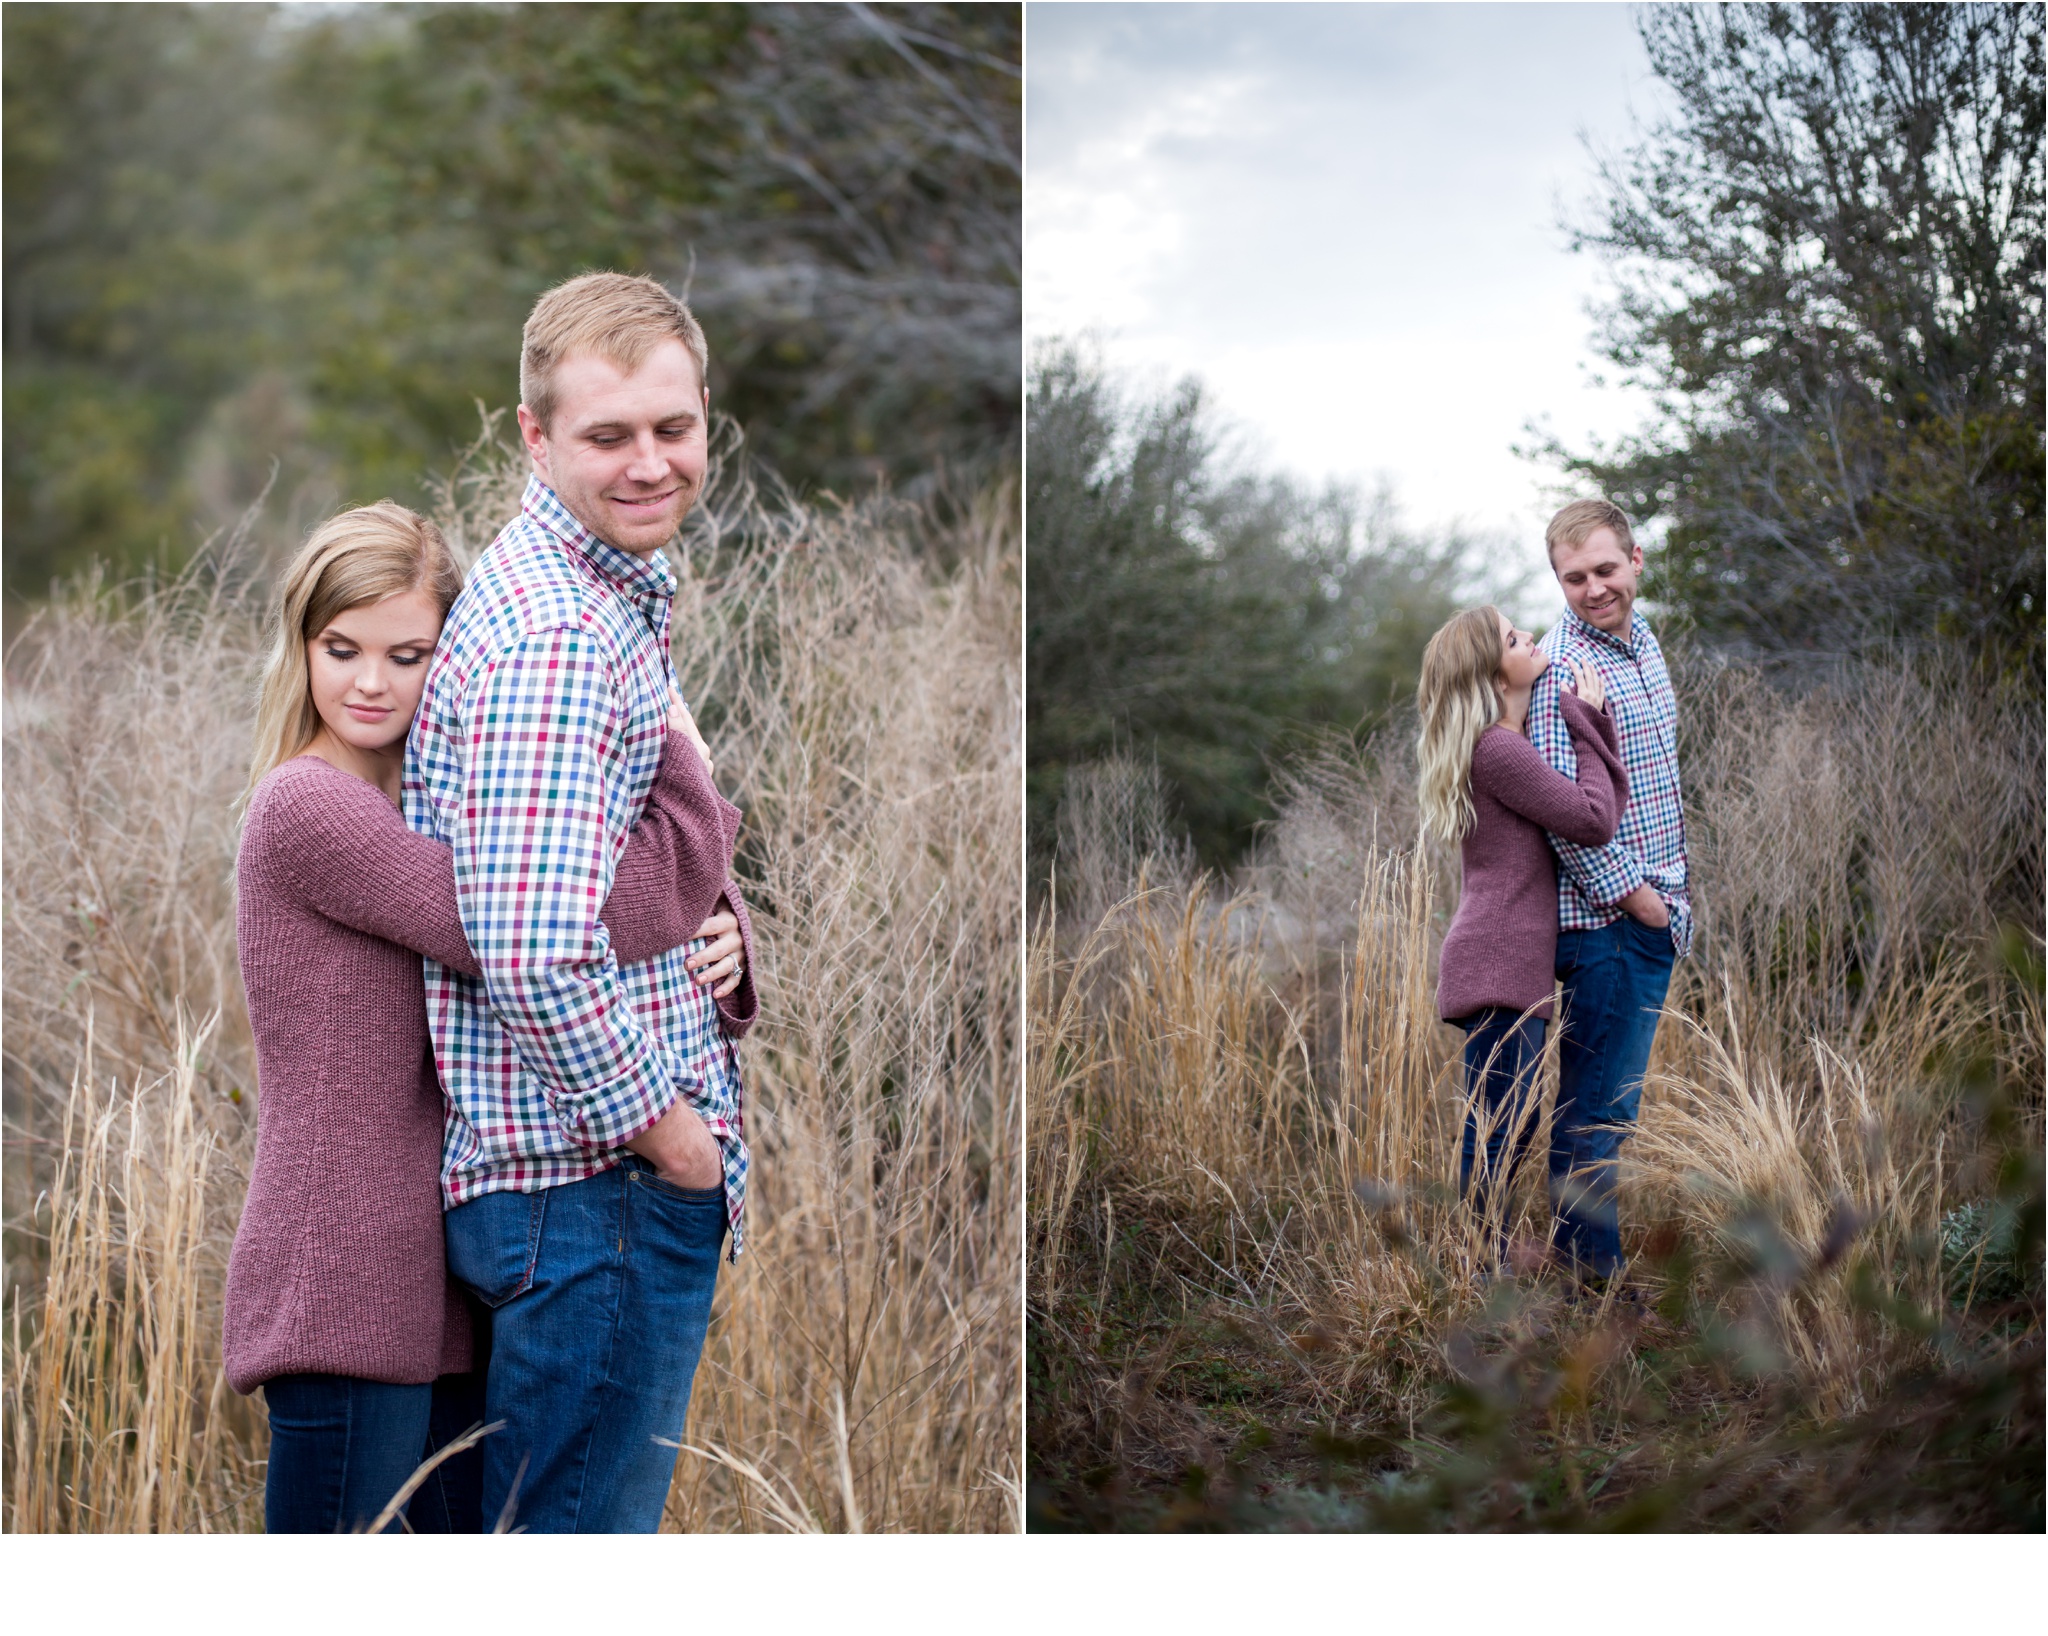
[629,1165,726,1205]
[625,1170,730,1278]
[1624,912,1676,963]
[444,1189,548,1310]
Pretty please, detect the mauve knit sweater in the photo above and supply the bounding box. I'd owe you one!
[1436,690,1628,1023]
[223,735,755,1395]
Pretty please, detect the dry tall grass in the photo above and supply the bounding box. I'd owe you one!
[1028,656,2042,1527]
[3,421,1021,1533]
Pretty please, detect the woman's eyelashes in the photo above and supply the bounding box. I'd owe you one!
[321,644,427,664]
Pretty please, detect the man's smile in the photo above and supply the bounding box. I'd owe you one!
[609,489,680,512]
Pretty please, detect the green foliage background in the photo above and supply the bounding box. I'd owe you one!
[1026,341,1482,869]
[1542,2,2043,680]
[4,2,1019,600]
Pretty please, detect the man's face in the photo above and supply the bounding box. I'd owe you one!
[517,339,709,556]
[1552,526,1643,635]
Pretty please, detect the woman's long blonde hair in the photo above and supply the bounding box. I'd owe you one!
[241,502,464,813]
[1416,604,1506,846]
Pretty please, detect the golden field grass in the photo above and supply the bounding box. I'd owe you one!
[3,423,1021,1533]
[1027,657,2043,1530]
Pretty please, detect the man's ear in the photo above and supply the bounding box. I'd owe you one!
[516,404,551,478]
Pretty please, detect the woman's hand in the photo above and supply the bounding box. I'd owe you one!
[668,688,714,776]
[685,905,746,998]
[1564,659,1605,713]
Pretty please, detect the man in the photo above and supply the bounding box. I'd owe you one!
[405,271,756,1532]
[1525,498,1690,1291]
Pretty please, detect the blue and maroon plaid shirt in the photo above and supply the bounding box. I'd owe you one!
[1528,606,1693,957]
[403,475,748,1256]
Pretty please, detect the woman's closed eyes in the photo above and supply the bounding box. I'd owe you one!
[322,644,427,664]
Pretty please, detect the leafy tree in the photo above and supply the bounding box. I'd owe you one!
[1545,2,2043,676]
[684,2,1022,488]
[288,2,1017,496]
[1027,341,1470,869]
[3,3,1018,601]
[3,3,289,593]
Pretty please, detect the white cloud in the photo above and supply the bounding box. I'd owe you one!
[1027,0,1678,616]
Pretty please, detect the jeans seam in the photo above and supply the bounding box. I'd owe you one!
[522,1190,549,1300]
[564,1171,632,1534]
[338,1377,356,1534]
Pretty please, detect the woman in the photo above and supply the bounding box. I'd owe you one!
[1417,606,1626,1271]
[223,502,756,1532]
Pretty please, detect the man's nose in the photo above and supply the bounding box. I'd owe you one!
[623,432,667,482]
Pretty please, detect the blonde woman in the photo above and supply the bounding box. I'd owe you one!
[223,502,753,1532]
[1417,606,1626,1270]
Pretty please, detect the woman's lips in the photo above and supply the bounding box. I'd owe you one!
[345,703,392,721]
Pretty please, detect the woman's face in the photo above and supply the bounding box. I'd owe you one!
[1497,612,1549,692]
[305,588,444,757]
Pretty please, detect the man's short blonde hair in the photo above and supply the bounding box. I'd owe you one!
[519,271,709,433]
[1545,498,1637,565]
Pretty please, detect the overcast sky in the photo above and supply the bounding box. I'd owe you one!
[1026,0,1676,612]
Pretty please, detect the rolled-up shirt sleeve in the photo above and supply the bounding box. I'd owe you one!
[456,625,677,1148]
[1528,659,1645,909]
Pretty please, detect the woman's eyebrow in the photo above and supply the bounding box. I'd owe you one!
[316,625,438,646]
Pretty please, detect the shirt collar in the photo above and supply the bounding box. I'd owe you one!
[520,475,677,602]
[1563,604,1645,658]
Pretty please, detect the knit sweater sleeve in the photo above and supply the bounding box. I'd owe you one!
[242,759,485,976]
[604,717,758,1040]
[604,731,742,968]
[247,750,745,989]
[1473,694,1628,847]
[714,883,760,1040]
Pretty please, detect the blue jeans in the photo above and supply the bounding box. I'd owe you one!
[410,1367,487,1533]
[263,1374,430,1533]
[443,1155,727,1533]
[1551,916,1676,1277]
[1454,1009,1547,1265]
[264,1371,485,1533]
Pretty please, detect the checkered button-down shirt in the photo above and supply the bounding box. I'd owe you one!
[1528,606,1693,958]
[404,475,748,1256]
